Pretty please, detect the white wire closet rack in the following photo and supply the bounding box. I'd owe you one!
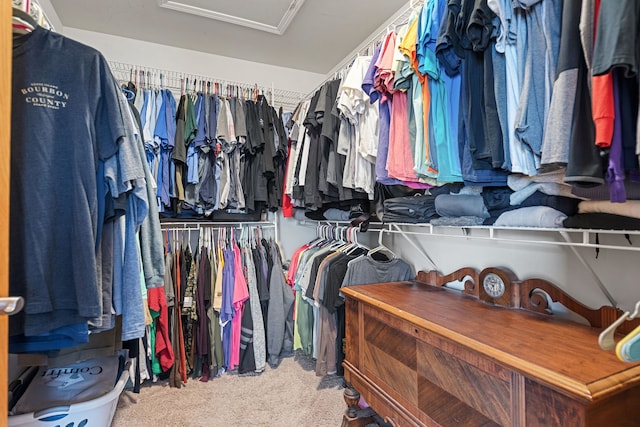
[108,61,305,112]
[160,220,279,248]
[297,219,640,308]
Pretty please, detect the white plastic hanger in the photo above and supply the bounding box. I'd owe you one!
[598,301,640,351]
[366,228,396,260]
[344,226,367,255]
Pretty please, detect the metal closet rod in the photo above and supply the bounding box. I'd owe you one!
[160,221,275,231]
[107,60,305,109]
[377,223,640,252]
[296,219,637,307]
[376,223,640,308]
[161,221,279,246]
[296,219,385,232]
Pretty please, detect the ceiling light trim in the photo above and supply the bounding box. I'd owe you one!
[157,0,305,35]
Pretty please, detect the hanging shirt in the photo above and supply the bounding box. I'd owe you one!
[244,247,266,373]
[221,247,235,370]
[172,95,186,191]
[374,31,397,100]
[512,1,558,173]
[184,94,204,210]
[337,56,376,199]
[148,286,175,373]
[364,45,423,188]
[186,95,201,186]
[11,27,126,337]
[153,92,167,202]
[160,90,177,208]
[399,13,430,179]
[266,241,295,368]
[418,0,462,183]
[123,96,165,294]
[508,4,539,175]
[341,256,415,290]
[230,242,249,370]
[377,31,415,183]
[111,98,149,341]
[212,247,225,312]
[142,90,155,161]
[285,100,310,200]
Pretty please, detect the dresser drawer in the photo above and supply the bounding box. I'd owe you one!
[342,277,640,427]
[361,304,507,426]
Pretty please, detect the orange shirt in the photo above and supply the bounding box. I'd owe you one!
[591,0,614,148]
[399,15,435,175]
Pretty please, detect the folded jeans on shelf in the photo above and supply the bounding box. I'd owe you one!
[383,194,438,223]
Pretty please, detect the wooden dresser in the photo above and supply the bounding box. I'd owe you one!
[341,267,640,427]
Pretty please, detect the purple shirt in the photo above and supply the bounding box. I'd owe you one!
[362,44,431,189]
[608,72,626,203]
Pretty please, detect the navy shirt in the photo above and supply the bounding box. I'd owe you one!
[11,27,124,336]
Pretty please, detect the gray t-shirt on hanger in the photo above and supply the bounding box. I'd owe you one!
[340,256,415,290]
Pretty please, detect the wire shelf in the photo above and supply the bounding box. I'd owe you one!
[108,60,305,111]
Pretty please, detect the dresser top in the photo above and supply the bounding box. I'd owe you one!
[342,280,640,400]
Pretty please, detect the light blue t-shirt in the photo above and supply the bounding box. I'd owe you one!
[418,0,462,183]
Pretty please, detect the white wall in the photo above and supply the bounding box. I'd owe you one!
[275,215,318,260]
[274,210,640,315]
[272,214,640,317]
[62,27,325,96]
[381,226,640,314]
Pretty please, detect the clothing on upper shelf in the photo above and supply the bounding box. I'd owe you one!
[287,0,640,222]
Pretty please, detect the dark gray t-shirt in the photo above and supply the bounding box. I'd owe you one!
[341,256,415,289]
[11,27,124,336]
[592,0,640,77]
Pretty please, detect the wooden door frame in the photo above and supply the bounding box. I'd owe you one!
[1,2,12,426]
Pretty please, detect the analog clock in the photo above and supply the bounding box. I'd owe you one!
[483,272,505,299]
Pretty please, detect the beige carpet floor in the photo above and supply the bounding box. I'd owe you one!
[112,352,347,427]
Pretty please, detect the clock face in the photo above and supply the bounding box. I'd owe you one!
[483,272,505,299]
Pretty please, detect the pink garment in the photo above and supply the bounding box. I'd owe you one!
[287,244,309,323]
[375,30,421,184]
[374,31,397,102]
[386,91,419,182]
[230,243,249,370]
[287,244,309,286]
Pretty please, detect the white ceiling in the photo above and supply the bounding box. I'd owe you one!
[48,0,408,74]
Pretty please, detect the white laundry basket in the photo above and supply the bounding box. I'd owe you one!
[8,369,129,427]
